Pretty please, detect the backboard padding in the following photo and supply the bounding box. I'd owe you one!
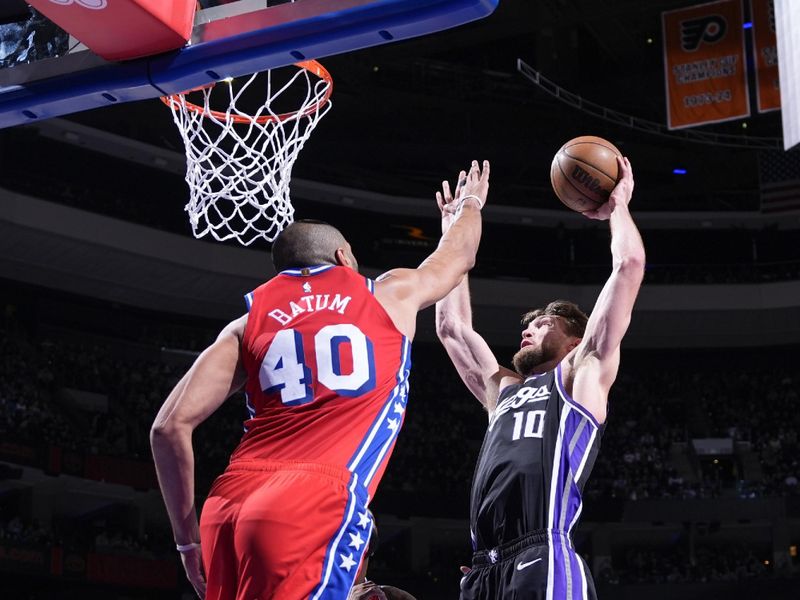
[0,0,498,128]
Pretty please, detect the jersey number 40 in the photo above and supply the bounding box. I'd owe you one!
[259,324,376,405]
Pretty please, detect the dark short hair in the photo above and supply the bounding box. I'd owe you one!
[271,220,347,272]
[521,300,588,338]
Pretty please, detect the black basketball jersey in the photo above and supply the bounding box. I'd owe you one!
[469,363,602,552]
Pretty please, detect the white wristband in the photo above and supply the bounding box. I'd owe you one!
[176,542,201,553]
[455,194,483,214]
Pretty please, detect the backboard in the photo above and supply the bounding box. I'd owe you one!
[0,0,498,128]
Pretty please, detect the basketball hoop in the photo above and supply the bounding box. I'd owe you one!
[161,60,333,246]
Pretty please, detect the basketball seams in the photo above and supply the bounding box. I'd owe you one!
[561,137,620,155]
[553,158,602,212]
[562,141,618,153]
[559,153,618,184]
[561,137,621,181]
[553,160,597,212]
[551,135,621,213]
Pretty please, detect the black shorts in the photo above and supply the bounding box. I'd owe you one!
[459,531,597,600]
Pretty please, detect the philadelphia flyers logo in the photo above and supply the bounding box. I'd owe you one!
[49,0,108,9]
[680,15,726,51]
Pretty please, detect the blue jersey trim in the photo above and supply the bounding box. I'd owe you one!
[243,392,255,433]
[280,265,335,277]
[346,337,412,487]
[309,473,371,600]
[244,291,254,311]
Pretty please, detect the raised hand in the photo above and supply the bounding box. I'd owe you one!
[460,159,490,210]
[436,169,465,233]
[436,160,491,233]
[583,156,633,221]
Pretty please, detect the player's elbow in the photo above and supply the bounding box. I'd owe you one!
[150,420,174,443]
[463,252,477,272]
[150,411,187,442]
[435,315,462,342]
[614,253,645,281]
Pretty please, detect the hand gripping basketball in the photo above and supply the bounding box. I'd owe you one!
[582,156,634,221]
[550,135,621,213]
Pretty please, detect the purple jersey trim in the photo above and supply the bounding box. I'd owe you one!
[555,362,600,428]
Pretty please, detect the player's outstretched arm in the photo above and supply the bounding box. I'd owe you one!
[150,315,248,598]
[374,160,488,339]
[570,157,644,424]
[434,177,517,412]
[435,275,516,412]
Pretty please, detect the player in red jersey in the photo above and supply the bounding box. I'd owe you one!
[151,160,490,600]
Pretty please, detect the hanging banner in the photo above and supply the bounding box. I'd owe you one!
[751,0,780,112]
[662,0,750,129]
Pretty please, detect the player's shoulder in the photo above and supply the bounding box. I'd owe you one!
[497,372,524,396]
[373,268,417,297]
[485,372,524,416]
[222,314,248,340]
[557,347,580,381]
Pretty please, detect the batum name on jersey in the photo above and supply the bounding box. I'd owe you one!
[235,265,411,499]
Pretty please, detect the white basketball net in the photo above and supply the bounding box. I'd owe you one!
[163,63,332,246]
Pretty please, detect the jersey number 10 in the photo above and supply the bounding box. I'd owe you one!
[511,410,545,441]
[259,324,376,405]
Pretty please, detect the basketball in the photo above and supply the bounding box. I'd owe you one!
[549,136,622,213]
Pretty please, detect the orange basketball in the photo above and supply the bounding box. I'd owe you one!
[550,136,622,213]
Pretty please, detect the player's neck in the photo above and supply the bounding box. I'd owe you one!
[527,358,559,376]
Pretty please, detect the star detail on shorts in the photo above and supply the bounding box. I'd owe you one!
[387,418,399,433]
[357,511,371,529]
[393,401,405,415]
[348,532,365,550]
[339,552,357,572]
[303,282,312,293]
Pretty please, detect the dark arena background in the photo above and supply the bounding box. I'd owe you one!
[2,1,800,599]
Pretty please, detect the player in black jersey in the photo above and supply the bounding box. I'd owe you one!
[435,156,644,600]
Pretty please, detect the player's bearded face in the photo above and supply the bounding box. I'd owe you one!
[511,339,560,376]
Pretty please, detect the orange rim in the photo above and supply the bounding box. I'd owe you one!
[160,60,333,124]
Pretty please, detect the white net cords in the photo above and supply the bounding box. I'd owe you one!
[164,65,332,246]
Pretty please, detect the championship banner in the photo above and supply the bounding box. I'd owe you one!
[751,0,780,112]
[662,0,750,129]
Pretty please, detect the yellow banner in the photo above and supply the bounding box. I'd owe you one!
[751,0,780,112]
[662,0,750,129]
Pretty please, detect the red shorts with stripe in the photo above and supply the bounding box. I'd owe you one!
[200,459,371,600]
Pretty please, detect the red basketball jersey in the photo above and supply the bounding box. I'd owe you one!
[235,265,411,498]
